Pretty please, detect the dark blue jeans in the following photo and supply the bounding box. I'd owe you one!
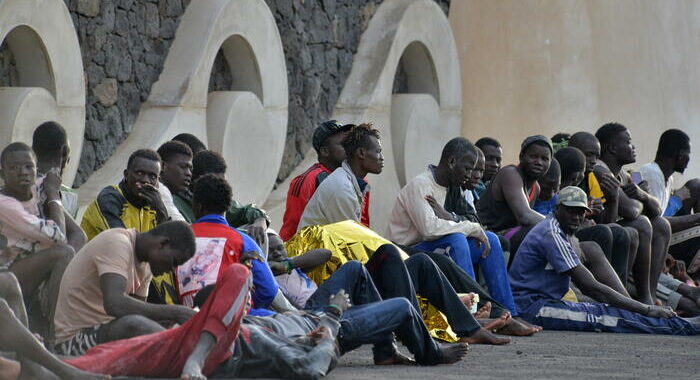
[413,232,518,316]
[304,260,442,364]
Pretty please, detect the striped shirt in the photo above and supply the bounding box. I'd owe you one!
[508,216,581,316]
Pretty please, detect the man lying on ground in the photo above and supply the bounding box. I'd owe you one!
[0,142,78,344]
[53,221,197,356]
[268,230,536,344]
[0,270,108,380]
[509,186,700,334]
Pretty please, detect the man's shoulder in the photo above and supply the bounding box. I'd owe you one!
[95,185,125,205]
[317,167,353,192]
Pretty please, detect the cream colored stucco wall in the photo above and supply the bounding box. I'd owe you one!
[449,0,700,182]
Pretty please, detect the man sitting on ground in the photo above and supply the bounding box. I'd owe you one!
[638,129,700,278]
[172,150,269,246]
[532,159,561,216]
[53,221,197,356]
[476,135,552,257]
[180,173,278,311]
[509,186,700,334]
[31,121,80,219]
[473,137,503,198]
[592,123,671,305]
[281,120,368,241]
[0,270,107,380]
[387,138,520,321]
[155,141,192,221]
[0,143,78,343]
[81,149,178,304]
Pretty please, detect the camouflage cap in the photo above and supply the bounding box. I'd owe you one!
[556,186,591,211]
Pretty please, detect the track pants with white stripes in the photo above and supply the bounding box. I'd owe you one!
[523,300,697,335]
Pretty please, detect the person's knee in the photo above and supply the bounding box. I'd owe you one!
[47,244,75,264]
[628,215,652,239]
[218,263,250,284]
[408,252,432,267]
[343,260,364,275]
[485,231,501,247]
[0,272,22,300]
[683,178,700,199]
[650,216,671,238]
[385,297,414,319]
[375,244,403,262]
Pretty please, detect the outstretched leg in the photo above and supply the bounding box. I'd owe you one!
[10,244,74,343]
[0,299,108,380]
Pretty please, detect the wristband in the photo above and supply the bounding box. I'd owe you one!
[46,199,63,208]
[283,259,293,274]
[326,303,343,316]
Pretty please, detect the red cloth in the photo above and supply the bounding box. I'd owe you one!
[65,265,251,378]
[280,163,370,241]
[191,222,244,279]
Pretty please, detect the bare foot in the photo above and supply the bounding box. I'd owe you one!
[496,318,539,336]
[474,302,492,319]
[479,312,510,331]
[439,343,469,364]
[181,360,206,380]
[459,328,511,345]
[0,357,20,380]
[374,351,416,366]
[514,317,543,332]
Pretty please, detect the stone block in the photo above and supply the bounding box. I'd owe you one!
[144,2,159,37]
[93,78,118,107]
[101,0,115,32]
[159,0,183,17]
[159,17,177,39]
[77,0,100,17]
[117,57,132,81]
[115,9,129,36]
[116,0,134,10]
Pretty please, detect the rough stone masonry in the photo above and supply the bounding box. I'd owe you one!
[0,0,449,187]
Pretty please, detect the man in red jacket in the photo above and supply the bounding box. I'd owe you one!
[280,121,370,241]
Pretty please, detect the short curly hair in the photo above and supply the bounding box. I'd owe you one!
[192,150,227,181]
[342,123,380,158]
[192,173,232,214]
[157,140,192,163]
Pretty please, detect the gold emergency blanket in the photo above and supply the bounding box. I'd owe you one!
[286,220,458,342]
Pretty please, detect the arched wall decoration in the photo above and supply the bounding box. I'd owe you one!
[77,0,288,207]
[0,0,86,184]
[330,0,463,233]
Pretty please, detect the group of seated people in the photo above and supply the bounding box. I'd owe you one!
[0,119,699,380]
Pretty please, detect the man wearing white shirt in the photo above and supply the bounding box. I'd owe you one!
[386,138,520,319]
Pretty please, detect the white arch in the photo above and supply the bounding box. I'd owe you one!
[331,0,462,232]
[78,0,288,206]
[0,0,86,183]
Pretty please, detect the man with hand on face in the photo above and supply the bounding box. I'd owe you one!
[82,149,170,240]
[0,143,78,344]
[509,186,700,334]
[81,149,178,304]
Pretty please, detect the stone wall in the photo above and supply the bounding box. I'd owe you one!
[1,0,449,186]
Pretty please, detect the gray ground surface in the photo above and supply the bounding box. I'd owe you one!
[124,330,698,380]
[328,331,699,380]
